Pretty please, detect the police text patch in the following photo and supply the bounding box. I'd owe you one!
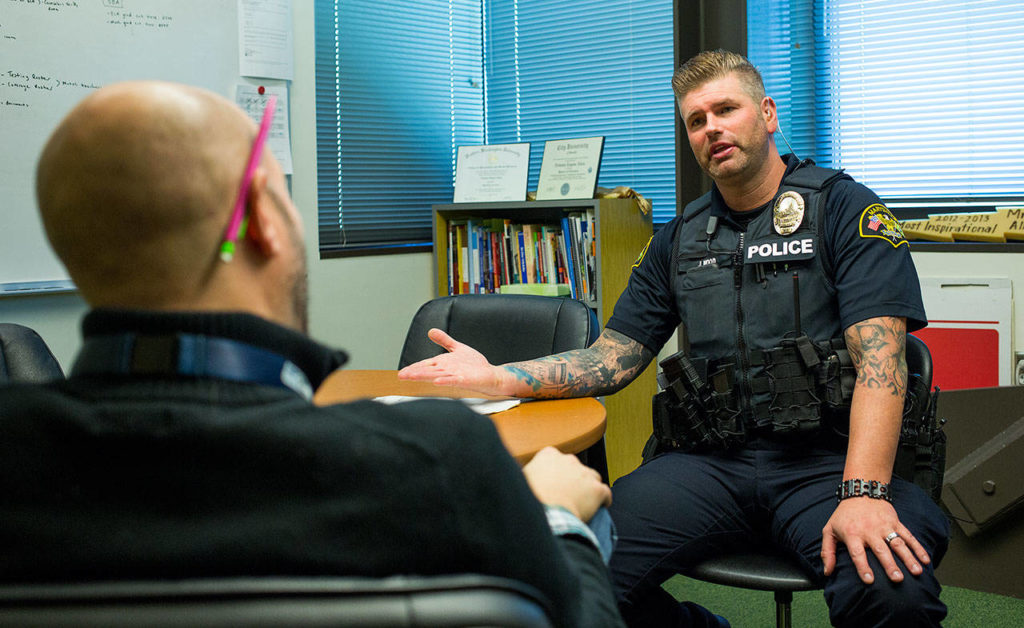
[859,204,907,248]
[745,237,816,263]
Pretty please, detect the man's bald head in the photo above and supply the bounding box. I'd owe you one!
[36,81,257,307]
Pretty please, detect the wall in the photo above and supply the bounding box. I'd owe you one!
[290,2,434,368]
[2,4,1019,374]
[0,2,435,372]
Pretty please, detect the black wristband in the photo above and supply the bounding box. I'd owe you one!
[836,478,892,503]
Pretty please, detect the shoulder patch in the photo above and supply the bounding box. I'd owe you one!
[859,204,907,248]
[632,236,652,269]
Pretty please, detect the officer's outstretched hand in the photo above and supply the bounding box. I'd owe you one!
[821,497,931,584]
[397,328,515,397]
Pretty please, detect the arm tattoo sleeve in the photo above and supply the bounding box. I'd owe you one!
[501,329,655,398]
[845,317,908,397]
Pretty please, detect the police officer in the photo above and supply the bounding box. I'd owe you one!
[399,50,950,627]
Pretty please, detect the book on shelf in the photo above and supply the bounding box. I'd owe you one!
[554,232,570,285]
[559,216,579,299]
[501,220,514,286]
[583,209,597,301]
[467,219,479,293]
[530,224,543,283]
[520,227,528,280]
[571,214,586,298]
[485,223,495,289]
[480,222,490,291]
[446,222,456,296]
[498,283,571,297]
[520,223,536,283]
[488,228,501,292]
[540,226,558,284]
[510,223,517,283]
[444,214,601,301]
[453,221,469,294]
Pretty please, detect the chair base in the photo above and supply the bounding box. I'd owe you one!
[774,590,794,628]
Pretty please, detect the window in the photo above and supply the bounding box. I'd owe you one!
[315,0,676,256]
[484,0,677,225]
[314,1,483,254]
[748,0,1024,210]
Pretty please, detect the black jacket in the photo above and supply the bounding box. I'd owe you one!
[0,309,623,628]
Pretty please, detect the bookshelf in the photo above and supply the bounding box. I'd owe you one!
[432,198,655,481]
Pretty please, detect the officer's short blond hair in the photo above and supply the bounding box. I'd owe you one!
[672,49,766,104]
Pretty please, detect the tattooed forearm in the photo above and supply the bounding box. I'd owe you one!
[844,316,908,397]
[501,329,654,398]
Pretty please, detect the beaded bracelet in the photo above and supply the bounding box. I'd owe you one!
[836,478,892,503]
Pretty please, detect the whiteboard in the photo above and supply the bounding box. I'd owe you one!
[0,0,240,292]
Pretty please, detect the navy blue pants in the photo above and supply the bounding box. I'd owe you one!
[608,434,950,627]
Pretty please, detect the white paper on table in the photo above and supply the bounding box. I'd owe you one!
[373,396,521,415]
[235,84,293,174]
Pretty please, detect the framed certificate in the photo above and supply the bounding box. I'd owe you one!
[453,143,531,203]
[535,136,604,201]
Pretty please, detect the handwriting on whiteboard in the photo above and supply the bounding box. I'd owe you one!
[0,70,100,109]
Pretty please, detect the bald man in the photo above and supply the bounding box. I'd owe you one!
[0,82,624,628]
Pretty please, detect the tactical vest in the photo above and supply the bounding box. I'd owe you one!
[661,162,855,443]
[648,161,945,488]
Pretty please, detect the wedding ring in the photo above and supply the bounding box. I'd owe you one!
[884,531,900,544]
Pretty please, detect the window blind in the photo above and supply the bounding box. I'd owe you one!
[315,0,677,256]
[484,0,677,224]
[314,1,483,253]
[749,0,1024,206]
[746,0,830,161]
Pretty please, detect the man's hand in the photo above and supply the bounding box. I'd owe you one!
[522,446,612,523]
[829,316,932,584]
[821,497,932,584]
[397,328,513,396]
[400,327,653,400]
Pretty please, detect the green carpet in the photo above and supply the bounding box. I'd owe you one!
[664,575,1024,627]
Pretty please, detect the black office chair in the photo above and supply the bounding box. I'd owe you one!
[686,549,820,628]
[0,574,553,627]
[0,323,64,384]
[896,333,945,502]
[399,294,600,369]
[680,334,942,628]
[399,294,606,478]
[907,332,932,393]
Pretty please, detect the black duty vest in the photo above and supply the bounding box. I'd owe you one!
[671,162,851,431]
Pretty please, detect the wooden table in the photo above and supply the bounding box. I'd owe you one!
[314,370,606,464]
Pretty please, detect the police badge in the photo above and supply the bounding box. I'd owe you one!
[773,191,805,236]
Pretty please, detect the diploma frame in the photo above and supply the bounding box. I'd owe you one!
[453,142,531,203]
[535,136,605,201]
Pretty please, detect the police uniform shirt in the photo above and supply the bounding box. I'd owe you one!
[606,154,927,354]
